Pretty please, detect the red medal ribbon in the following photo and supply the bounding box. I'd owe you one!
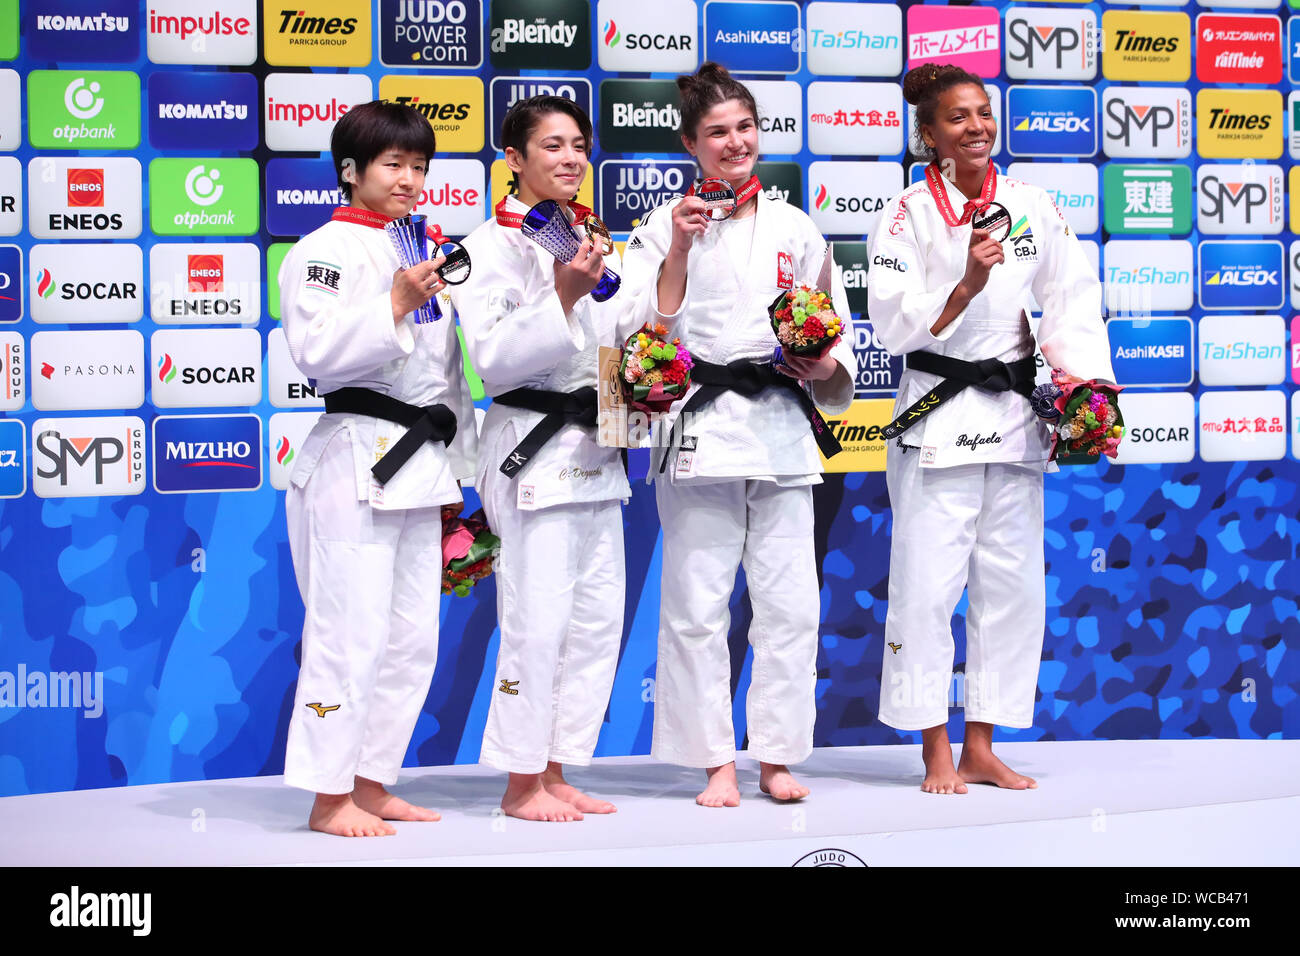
[333,205,448,244]
[494,196,593,229]
[924,162,996,227]
[686,174,762,205]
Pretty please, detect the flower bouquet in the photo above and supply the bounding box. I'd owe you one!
[1030,369,1125,460]
[619,323,693,414]
[441,506,500,597]
[769,285,844,363]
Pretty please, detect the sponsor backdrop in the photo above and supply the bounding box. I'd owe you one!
[0,0,1296,797]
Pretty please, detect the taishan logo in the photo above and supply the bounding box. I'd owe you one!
[67,169,104,207]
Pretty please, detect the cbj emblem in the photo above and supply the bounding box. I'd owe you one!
[1008,215,1038,261]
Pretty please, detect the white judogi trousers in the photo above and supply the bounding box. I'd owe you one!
[653,478,819,768]
[881,445,1046,731]
[479,488,625,774]
[284,432,443,794]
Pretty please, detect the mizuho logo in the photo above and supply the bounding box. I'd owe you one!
[185,166,223,206]
[64,78,105,120]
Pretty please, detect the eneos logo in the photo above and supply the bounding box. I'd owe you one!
[907,4,1000,77]
[597,1,698,73]
[1196,14,1282,84]
[33,415,146,498]
[702,1,801,76]
[66,168,103,207]
[27,70,140,149]
[262,0,370,66]
[1196,89,1282,159]
[1199,240,1284,310]
[598,160,694,233]
[29,243,143,324]
[30,157,142,239]
[1196,164,1283,235]
[150,242,260,324]
[489,76,591,152]
[147,0,257,65]
[1101,11,1190,82]
[149,158,258,236]
[1006,85,1096,157]
[153,414,262,493]
[379,0,483,69]
[490,0,590,70]
[188,254,224,292]
[1004,7,1097,80]
[378,75,483,153]
[1102,87,1192,159]
[805,1,903,77]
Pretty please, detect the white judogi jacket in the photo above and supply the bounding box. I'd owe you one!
[279,216,477,509]
[451,196,637,511]
[867,174,1113,470]
[621,191,856,482]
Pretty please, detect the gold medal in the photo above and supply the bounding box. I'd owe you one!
[582,214,615,256]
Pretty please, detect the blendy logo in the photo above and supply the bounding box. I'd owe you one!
[0,157,18,237]
[153,414,262,493]
[1196,13,1282,84]
[1005,85,1096,157]
[755,160,802,210]
[1004,7,1097,80]
[1199,390,1286,463]
[30,243,143,324]
[1107,317,1193,387]
[0,419,25,498]
[1198,240,1284,311]
[489,76,591,152]
[489,0,590,70]
[1197,314,1285,387]
[598,160,693,233]
[30,329,144,411]
[269,410,323,488]
[1196,89,1282,160]
[906,4,1001,77]
[266,157,341,238]
[0,244,20,323]
[263,0,370,67]
[1110,392,1194,466]
[147,0,257,66]
[805,1,902,77]
[600,79,683,154]
[1101,87,1192,159]
[1103,239,1194,314]
[1100,10,1190,82]
[807,81,903,157]
[597,0,698,73]
[150,328,261,408]
[150,242,260,325]
[147,71,258,152]
[264,72,373,152]
[30,0,138,62]
[33,415,146,497]
[745,79,802,155]
[414,158,485,237]
[379,0,483,69]
[378,75,483,153]
[1197,164,1283,235]
[831,241,869,316]
[29,158,142,240]
[808,160,902,238]
[819,398,894,473]
[1,331,24,413]
[702,0,801,76]
[268,328,323,408]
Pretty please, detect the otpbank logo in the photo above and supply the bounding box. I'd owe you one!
[703,1,801,75]
[147,71,258,152]
[148,158,259,236]
[147,0,257,66]
[597,0,699,74]
[907,4,1000,77]
[379,0,483,69]
[27,71,140,150]
[266,158,341,238]
[1006,86,1096,157]
[153,414,262,494]
[29,0,139,61]
[262,0,370,66]
[1198,241,1285,311]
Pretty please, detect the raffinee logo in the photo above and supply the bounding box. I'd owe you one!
[49,886,150,936]
[1,667,104,718]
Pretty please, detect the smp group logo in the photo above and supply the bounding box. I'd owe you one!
[1196,13,1282,84]
[267,328,323,407]
[379,0,483,69]
[29,329,144,411]
[148,158,259,236]
[1110,392,1194,465]
[30,243,143,324]
[32,415,146,498]
[1199,390,1286,463]
[808,160,903,237]
[807,82,903,157]
[153,414,262,494]
[703,1,800,76]
[1197,164,1283,235]
[147,71,258,152]
[1,69,20,151]
[1004,6,1097,81]
[1005,86,1096,157]
[265,72,373,152]
[150,242,260,325]
[28,157,142,239]
[269,410,323,488]
[1103,165,1192,235]
[747,80,802,155]
[147,0,256,66]
[1197,89,1282,160]
[597,0,699,74]
[489,76,591,151]
[1006,162,1098,235]
[805,1,903,77]
[0,419,24,498]
[1198,314,1285,386]
[907,4,1001,77]
[0,157,20,237]
[598,160,694,233]
[27,71,141,150]
[600,80,683,154]
[1102,86,1192,159]
[378,75,484,153]
[0,244,20,323]
[266,158,341,238]
[1198,240,1285,311]
[150,328,261,408]
[414,158,485,236]
[1100,10,1190,82]
[1106,317,1193,387]
[30,0,139,61]
[262,0,371,67]
[490,0,590,70]
[1,331,24,412]
[1102,239,1194,314]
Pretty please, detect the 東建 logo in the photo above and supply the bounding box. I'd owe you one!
[1102,165,1192,235]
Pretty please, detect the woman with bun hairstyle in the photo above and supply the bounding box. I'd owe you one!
[622,63,856,807]
[866,65,1113,793]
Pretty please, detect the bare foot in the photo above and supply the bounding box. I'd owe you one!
[759,762,810,801]
[696,762,741,808]
[542,764,616,814]
[308,793,396,837]
[352,777,440,821]
[502,772,584,822]
[921,726,968,795]
[958,749,1037,790]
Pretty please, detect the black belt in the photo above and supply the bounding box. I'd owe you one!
[493,386,597,478]
[660,359,842,473]
[881,352,1037,441]
[323,387,457,485]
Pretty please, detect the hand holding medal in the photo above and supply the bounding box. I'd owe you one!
[385,214,472,322]
[520,199,622,302]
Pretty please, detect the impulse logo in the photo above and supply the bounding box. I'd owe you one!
[265,73,373,151]
[1006,86,1096,157]
[1199,241,1284,310]
[153,414,262,493]
[148,0,256,65]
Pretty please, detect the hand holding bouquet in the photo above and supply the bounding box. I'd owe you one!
[1030,369,1125,460]
[441,506,500,597]
[619,323,693,414]
[769,285,844,362]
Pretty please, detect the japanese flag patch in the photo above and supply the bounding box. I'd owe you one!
[304,260,343,296]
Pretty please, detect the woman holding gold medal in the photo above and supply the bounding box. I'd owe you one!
[622,63,856,808]
[866,65,1115,793]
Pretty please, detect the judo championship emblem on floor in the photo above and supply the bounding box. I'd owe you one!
[498,679,519,696]
[305,702,340,717]
[792,849,868,867]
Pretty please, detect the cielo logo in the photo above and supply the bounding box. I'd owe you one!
[266,157,341,238]
[1006,162,1098,235]
[378,75,484,153]
[33,415,146,498]
[1006,85,1096,157]
[1101,10,1190,82]
[150,158,258,236]
[153,414,262,494]
[1199,240,1284,310]
[265,72,373,152]
[1199,390,1286,463]
[597,0,698,73]
[1102,165,1192,235]
[29,329,144,411]
[269,410,323,488]
[906,4,1001,77]
[1196,13,1282,84]
[147,0,256,66]
[807,81,903,156]
[1106,317,1193,387]
[29,243,143,324]
[600,79,684,154]
[489,76,591,151]
[413,158,485,236]
[1110,393,1194,466]
[30,157,142,239]
[268,329,324,407]
[490,0,590,70]
[808,160,902,237]
[1198,314,1285,386]
[1102,239,1194,314]
[147,71,259,152]
[379,0,483,69]
[0,244,21,323]
[263,0,371,67]
[1004,7,1097,80]
[27,70,140,149]
[805,1,903,77]
[702,0,801,76]
[598,160,694,233]
[31,0,138,62]
[1102,87,1192,159]
[1196,89,1282,160]
[1197,164,1283,235]
[150,328,261,408]
[150,242,261,324]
